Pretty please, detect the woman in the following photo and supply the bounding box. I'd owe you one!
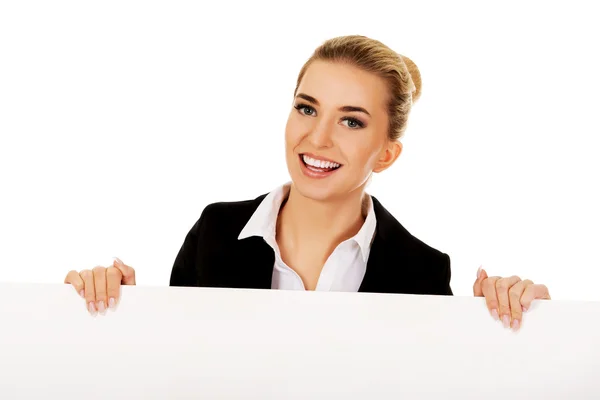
[64,35,550,331]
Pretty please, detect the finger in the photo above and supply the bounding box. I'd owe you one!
[481,276,501,320]
[113,257,136,285]
[472,266,488,297]
[508,279,533,331]
[106,267,122,310]
[79,269,97,314]
[520,283,551,310]
[93,266,108,313]
[496,276,522,328]
[64,270,85,298]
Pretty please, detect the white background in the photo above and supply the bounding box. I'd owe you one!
[0,1,598,300]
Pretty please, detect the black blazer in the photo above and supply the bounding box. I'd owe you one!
[169,193,453,295]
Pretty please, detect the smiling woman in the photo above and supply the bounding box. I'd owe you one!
[64,35,550,331]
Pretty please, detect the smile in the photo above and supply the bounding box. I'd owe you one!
[299,153,342,179]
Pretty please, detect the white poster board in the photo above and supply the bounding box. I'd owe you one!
[0,282,598,399]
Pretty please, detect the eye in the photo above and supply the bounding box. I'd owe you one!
[341,117,364,129]
[294,103,316,116]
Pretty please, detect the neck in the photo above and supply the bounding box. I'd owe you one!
[277,184,367,251]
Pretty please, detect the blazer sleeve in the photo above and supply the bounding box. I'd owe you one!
[169,206,210,287]
[440,253,453,295]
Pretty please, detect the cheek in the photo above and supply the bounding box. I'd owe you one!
[285,114,306,147]
[342,135,382,169]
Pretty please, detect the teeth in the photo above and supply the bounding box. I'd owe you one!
[302,155,340,169]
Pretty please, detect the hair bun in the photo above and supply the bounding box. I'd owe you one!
[399,55,422,103]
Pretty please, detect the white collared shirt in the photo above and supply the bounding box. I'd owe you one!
[238,183,377,291]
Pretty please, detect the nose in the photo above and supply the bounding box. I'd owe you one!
[307,117,334,148]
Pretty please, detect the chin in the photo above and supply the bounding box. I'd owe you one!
[292,178,340,202]
[288,168,356,203]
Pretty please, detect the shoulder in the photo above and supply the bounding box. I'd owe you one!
[200,193,267,220]
[371,195,451,271]
[370,195,452,295]
[372,196,445,249]
[170,193,270,287]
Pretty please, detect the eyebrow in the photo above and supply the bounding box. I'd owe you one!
[296,93,371,117]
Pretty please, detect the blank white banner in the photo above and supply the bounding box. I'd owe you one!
[0,282,598,399]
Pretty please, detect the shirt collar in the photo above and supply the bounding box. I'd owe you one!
[354,195,377,263]
[238,183,290,242]
[238,182,377,262]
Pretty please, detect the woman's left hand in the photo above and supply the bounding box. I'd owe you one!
[473,267,551,331]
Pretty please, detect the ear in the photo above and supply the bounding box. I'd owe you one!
[373,140,402,173]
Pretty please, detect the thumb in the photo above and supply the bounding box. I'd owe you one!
[113,257,136,285]
[472,265,488,297]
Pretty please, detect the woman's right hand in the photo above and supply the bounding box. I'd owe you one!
[64,257,136,315]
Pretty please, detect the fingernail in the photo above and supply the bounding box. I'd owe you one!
[97,301,105,313]
[522,306,528,312]
[511,319,520,331]
[79,290,84,298]
[477,266,482,279]
[88,302,96,314]
[491,309,499,321]
[113,257,123,265]
[502,315,510,328]
[109,297,116,309]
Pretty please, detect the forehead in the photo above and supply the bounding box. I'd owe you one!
[298,60,389,112]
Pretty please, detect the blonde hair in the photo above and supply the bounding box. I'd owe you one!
[293,35,421,140]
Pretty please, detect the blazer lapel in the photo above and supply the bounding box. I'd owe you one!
[358,196,409,294]
[358,235,387,293]
[230,194,275,290]
[233,236,275,289]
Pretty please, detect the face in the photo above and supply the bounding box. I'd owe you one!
[285,60,402,203]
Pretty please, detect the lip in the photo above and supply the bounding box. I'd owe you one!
[298,154,342,180]
[300,152,342,166]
